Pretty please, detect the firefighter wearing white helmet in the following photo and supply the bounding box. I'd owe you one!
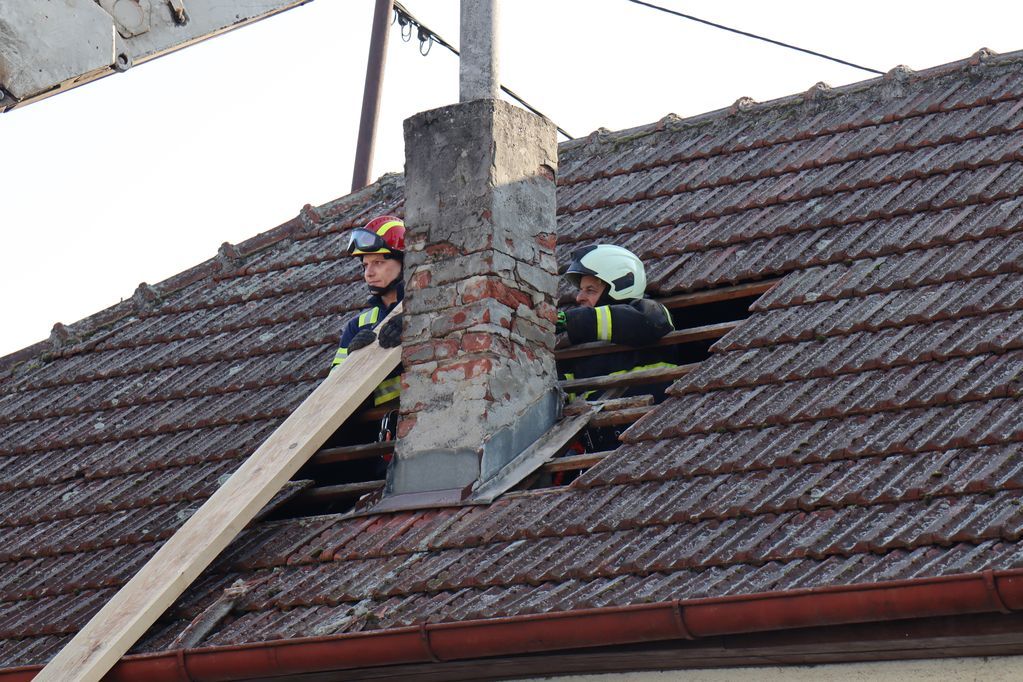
[558,244,674,348]
[557,243,677,455]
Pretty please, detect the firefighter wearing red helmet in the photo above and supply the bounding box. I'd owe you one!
[330,215,406,408]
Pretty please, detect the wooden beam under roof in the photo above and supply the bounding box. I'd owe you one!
[554,320,739,361]
[658,278,779,309]
[541,450,611,473]
[559,362,698,393]
[311,440,395,465]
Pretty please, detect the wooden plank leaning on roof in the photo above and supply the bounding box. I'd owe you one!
[35,305,403,682]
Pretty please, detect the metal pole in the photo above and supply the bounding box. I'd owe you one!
[351,0,394,191]
[459,0,499,101]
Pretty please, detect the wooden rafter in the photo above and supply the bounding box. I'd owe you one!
[554,320,739,361]
[298,479,386,504]
[541,450,611,473]
[559,362,698,393]
[658,278,779,309]
[311,440,395,465]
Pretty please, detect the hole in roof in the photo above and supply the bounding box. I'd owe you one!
[519,278,775,492]
[267,278,776,518]
[264,396,395,521]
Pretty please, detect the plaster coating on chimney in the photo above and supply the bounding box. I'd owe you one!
[392,98,558,497]
[459,0,499,101]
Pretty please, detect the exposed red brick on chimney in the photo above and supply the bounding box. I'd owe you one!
[389,98,560,498]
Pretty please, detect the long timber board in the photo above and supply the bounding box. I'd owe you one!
[35,306,403,682]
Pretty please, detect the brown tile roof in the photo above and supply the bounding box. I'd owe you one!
[4,48,1023,670]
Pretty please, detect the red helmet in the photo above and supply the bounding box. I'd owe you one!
[348,216,405,257]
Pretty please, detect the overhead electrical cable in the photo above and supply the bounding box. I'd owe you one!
[625,0,885,75]
[393,2,574,139]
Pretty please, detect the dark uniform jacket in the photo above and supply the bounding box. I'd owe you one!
[331,287,403,406]
[561,297,676,397]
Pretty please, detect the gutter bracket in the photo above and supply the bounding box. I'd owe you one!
[984,569,1012,614]
[166,0,189,25]
[419,623,441,662]
[174,648,194,682]
[672,599,695,640]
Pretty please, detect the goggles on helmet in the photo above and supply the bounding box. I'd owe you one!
[348,228,390,255]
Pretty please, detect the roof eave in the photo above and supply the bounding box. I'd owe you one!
[5,567,1022,682]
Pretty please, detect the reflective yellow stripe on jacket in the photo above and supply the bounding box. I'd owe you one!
[373,376,401,405]
[331,305,400,404]
[358,308,380,327]
[594,305,613,341]
[564,362,678,403]
[331,308,382,368]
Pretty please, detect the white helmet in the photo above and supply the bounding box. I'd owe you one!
[564,244,647,301]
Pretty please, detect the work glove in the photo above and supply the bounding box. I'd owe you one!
[555,310,567,334]
[378,314,403,348]
[348,329,377,353]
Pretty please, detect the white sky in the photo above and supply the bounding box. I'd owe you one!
[2,0,1022,358]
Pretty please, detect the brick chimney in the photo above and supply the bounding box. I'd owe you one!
[384,97,560,505]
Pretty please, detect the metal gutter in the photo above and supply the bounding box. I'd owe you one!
[4,569,1022,681]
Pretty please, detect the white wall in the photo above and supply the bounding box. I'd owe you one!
[524,655,1023,681]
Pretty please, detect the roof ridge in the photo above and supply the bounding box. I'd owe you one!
[558,47,1021,158]
[5,49,1013,379]
[0,174,404,380]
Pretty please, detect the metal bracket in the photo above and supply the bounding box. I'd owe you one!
[113,51,133,72]
[166,0,189,25]
[97,0,152,38]
[2,0,308,110]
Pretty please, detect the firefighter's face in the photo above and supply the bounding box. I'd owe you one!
[362,254,401,289]
[575,275,607,308]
